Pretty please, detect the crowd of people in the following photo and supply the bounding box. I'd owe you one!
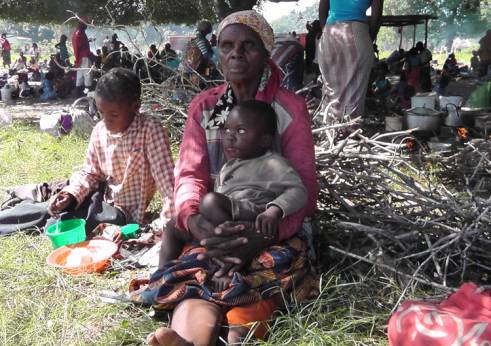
[0,19,182,102]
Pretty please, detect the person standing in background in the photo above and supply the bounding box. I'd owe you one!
[71,17,92,97]
[318,0,384,120]
[55,34,70,65]
[1,33,11,68]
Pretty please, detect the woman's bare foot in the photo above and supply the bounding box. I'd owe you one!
[147,327,192,346]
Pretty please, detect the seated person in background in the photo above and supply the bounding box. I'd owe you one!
[40,72,57,101]
[470,51,480,74]
[159,100,307,290]
[18,51,27,64]
[392,73,413,110]
[372,63,392,97]
[100,46,112,70]
[46,68,175,233]
[147,44,160,60]
[12,56,27,71]
[49,54,65,79]
[161,43,177,62]
[444,53,459,76]
[28,57,41,81]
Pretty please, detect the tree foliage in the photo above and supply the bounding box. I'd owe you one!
[0,0,265,25]
[384,0,490,45]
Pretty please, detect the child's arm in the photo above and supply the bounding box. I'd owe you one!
[255,160,308,239]
[47,191,75,216]
[62,128,106,206]
[146,123,176,222]
[255,205,283,239]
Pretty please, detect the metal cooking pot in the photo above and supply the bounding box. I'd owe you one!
[404,107,443,132]
[460,107,491,130]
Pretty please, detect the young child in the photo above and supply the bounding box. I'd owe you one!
[372,63,391,98]
[470,50,480,74]
[159,100,307,289]
[40,72,57,101]
[46,67,175,233]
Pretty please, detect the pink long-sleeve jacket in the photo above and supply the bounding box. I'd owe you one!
[174,62,318,240]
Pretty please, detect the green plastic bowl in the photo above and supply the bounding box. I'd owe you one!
[121,224,139,239]
[45,219,86,249]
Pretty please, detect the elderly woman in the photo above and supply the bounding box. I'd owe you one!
[140,11,317,346]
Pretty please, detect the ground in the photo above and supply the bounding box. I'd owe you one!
[0,122,396,345]
[0,95,77,121]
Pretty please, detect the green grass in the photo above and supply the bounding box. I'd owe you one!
[0,123,87,189]
[0,123,402,345]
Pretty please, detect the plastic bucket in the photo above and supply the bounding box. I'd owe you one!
[45,219,86,249]
[1,86,13,105]
[411,93,437,109]
[121,224,139,239]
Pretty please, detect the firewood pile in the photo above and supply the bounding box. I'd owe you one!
[136,63,491,292]
[314,119,491,291]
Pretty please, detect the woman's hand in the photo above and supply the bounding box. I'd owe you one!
[186,214,216,241]
[198,221,273,275]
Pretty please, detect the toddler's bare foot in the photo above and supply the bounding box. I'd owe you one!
[147,327,192,346]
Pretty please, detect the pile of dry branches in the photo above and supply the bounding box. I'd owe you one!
[136,71,491,292]
[314,120,491,292]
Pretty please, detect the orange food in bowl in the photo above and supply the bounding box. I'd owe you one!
[46,239,119,275]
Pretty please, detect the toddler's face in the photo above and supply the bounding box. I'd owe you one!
[95,96,138,134]
[222,108,268,160]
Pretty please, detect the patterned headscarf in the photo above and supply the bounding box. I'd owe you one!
[217,10,274,53]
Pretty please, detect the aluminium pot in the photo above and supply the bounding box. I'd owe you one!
[404,107,443,133]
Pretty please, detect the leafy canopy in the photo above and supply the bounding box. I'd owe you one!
[0,0,264,25]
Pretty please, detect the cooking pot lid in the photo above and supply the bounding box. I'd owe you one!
[406,107,441,116]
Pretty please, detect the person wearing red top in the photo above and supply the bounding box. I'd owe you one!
[1,33,11,68]
[71,17,92,96]
[144,10,318,346]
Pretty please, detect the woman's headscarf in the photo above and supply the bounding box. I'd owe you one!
[207,11,278,130]
[217,10,274,54]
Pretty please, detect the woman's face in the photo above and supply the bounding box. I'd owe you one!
[218,24,268,84]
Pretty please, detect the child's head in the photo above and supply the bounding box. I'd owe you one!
[223,100,277,160]
[95,67,141,134]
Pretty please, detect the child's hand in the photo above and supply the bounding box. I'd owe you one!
[255,206,283,239]
[47,191,74,216]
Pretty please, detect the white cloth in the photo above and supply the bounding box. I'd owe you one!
[76,57,92,88]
